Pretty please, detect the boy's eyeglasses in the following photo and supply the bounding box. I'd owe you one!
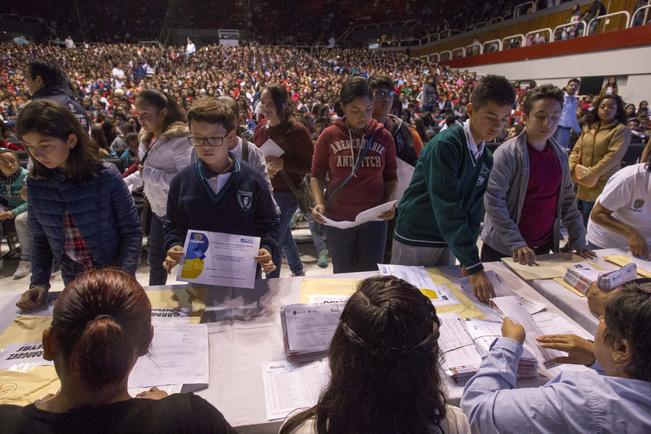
[374,90,396,99]
[188,135,228,147]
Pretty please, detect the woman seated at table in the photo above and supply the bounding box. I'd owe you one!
[481,84,592,265]
[0,268,236,434]
[461,279,651,434]
[280,275,470,434]
[587,153,651,259]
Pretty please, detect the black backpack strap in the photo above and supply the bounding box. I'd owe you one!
[242,139,250,162]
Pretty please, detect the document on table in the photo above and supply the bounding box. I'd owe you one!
[459,270,546,319]
[318,200,397,229]
[177,230,260,289]
[378,264,458,307]
[128,384,183,396]
[0,342,53,371]
[281,303,345,356]
[129,324,209,388]
[262,359,330,421]
[438,314,482,380]
[259,138,285,157]
[605,254,651,278]
[502,253,584,280]
[491,296,564,367]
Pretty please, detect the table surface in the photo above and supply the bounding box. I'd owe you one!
[526,248,626,335]
[189,262,592,433]
[0,264,593,434]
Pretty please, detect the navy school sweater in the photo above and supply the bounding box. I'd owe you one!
[163,156,280,258]
[394,125,492,274]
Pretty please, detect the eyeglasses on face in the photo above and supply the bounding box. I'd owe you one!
[187,135,228,147]
[374,90,396,99]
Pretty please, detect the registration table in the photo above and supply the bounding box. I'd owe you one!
[0,262,593,434]
[525,248,629,336]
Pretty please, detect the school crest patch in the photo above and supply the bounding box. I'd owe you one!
[237,190,253,211]
[634,199,645,209]
[476,163,490,187]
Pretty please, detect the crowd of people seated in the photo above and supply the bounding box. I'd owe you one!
[0,30,650,433]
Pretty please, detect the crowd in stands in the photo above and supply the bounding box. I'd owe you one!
[0,32,651,434]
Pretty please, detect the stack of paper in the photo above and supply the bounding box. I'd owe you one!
[438,314,483,381]
[280,303,345,357]
[563,262,604,294]
[464,319,539,378]
[262,359,330,420]
[491,296,564,368]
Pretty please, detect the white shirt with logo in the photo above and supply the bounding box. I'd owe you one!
[587,163,651,249]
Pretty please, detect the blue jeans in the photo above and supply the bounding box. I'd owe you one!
[325,220,387,273]
[148,213,167,286]
[268,192,303,277]
[553,126,572,151]
[578,200,595,228]
[307,213,327,253]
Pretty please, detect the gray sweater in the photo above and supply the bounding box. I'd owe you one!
[481,131,586,255]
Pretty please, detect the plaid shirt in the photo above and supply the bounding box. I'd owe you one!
[63,212,94,269]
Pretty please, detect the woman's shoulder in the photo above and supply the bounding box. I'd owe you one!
[440,405,471,434]
[161,122,189,140]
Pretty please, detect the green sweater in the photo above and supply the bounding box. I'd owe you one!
[0,167,28,216]
[394,125,492,274]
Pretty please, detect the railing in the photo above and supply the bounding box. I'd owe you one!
[514,1,535,18]
[588,11,631,35]
[524,27,552,46]
[431,53,440,62]
[631,4,651,26]
[451,47,466,59]
[482,39,502,53]
[465,42,482,56]
[439,50,452,61]
[501,33,525,50]
[552,20,587,41]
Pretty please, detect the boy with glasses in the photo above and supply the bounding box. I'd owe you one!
[162,97,279,276]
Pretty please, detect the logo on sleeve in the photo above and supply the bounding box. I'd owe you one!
[633,199,645,210]
[237,190,253,211]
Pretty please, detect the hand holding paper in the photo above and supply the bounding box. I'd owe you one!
[318,201,397,229]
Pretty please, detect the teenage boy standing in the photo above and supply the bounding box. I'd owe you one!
[163,97,279,276]
[392,75,516,301]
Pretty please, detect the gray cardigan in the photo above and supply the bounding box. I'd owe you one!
[481,131,586,255]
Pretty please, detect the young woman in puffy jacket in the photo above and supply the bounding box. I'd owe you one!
[15,99,142,311]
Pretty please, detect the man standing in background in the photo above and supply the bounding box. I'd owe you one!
[553,78,581,150]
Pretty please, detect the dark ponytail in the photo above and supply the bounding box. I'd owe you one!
[51,269,152,389]
[136,89,186,131]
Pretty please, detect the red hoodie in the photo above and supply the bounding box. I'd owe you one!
[312,118,397,221]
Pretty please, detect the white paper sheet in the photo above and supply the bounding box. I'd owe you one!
[262,359,330,420]
[459,270,546,318]
[259,138,285,157]
[281,303,344,356]
[129,324,209,388]
[491,296,564,366]
[128,384,183,396]
[438,314,482,378]
[391,158,416,203]
[377,264,458,307]
[0,342,53,371]
[318,200,397,229]
[177,230,260,289]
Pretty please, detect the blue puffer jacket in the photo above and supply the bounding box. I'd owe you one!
[27,163,142,289]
